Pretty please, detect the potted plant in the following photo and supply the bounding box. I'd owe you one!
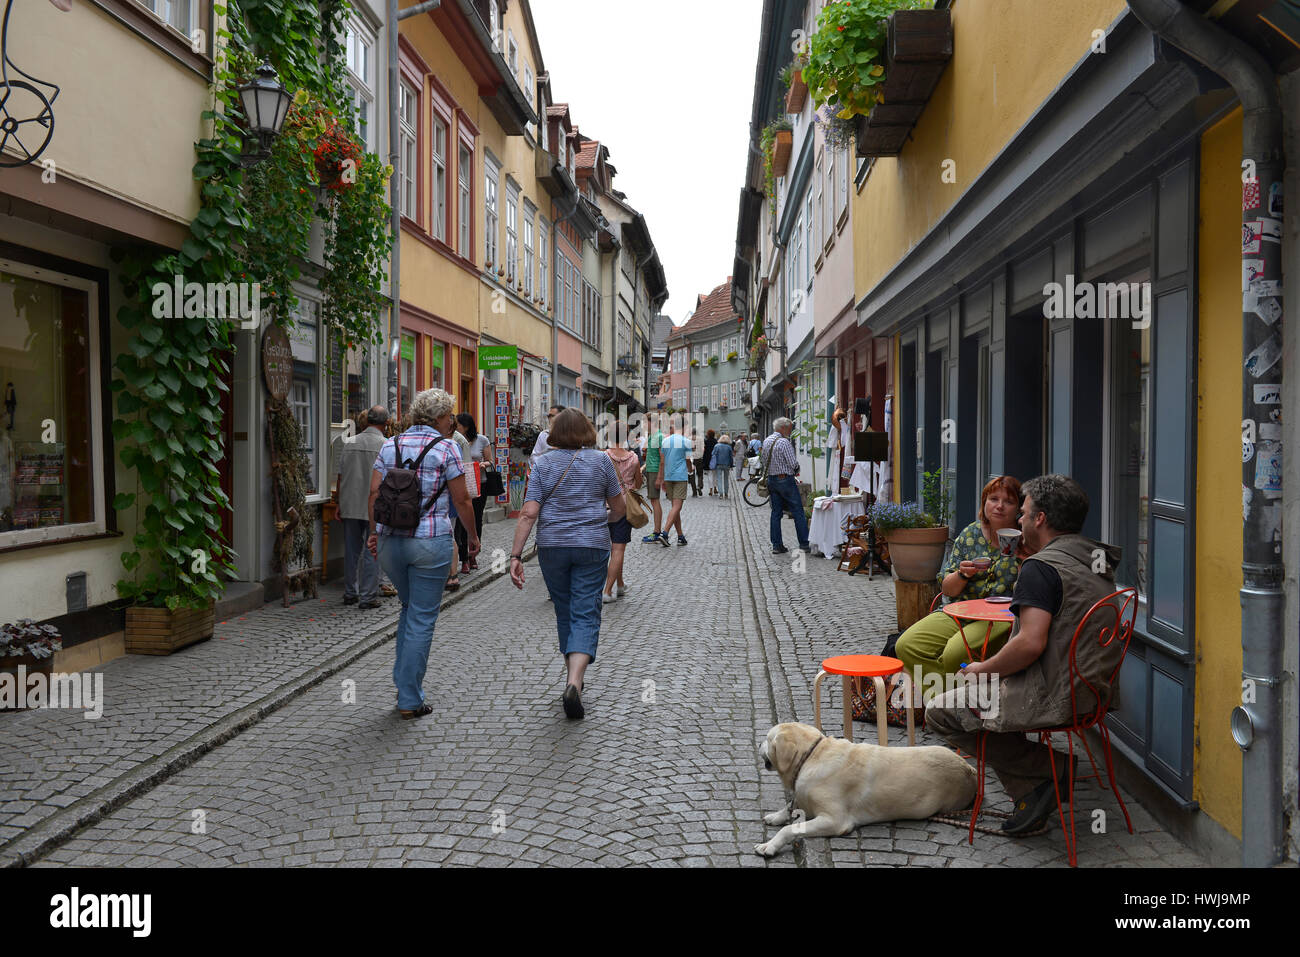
[1,620,61,708]
[783,58,810,114]
[761,118,794,204]
[707,355,719,367]
[690,358,700,368]
[311,112,364,193]
[727,351,739,361]
[803,0,928,119]
[870,500,948,582]
[699,405,709,414]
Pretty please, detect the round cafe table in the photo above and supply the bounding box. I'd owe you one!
[941,598,1016,663]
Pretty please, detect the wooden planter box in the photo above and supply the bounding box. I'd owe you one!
[1,654,55,711]
[772,130,793,177]
[785,69,808,114]
[856,9,953,158]
[125,604,215,656]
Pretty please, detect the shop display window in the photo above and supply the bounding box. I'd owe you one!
[0,263,102,543]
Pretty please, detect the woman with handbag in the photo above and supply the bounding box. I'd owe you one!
[509,409,626,719]
[710,434,734,497]
[452,413,492,580]
[602,420,644,603]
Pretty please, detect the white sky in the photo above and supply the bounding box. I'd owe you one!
[529,0,764,326]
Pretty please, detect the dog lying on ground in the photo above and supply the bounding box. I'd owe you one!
[755,722,977,857]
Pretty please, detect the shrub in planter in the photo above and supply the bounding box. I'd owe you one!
[1,620,61,708]
[870,501,948,582]
[707,356,719,367]
[803,0,928,118]
[690,359,700,368]
[727,351,739,361]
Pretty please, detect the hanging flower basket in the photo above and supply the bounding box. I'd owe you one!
[312,116,364,192]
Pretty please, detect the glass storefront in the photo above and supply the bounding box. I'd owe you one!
[0,262,100,542]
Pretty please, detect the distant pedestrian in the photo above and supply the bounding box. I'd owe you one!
[450,413,492,584]
[762,418,810,555]
[657,419,694,546]
[711,433,734,497]
[509,409,626,719]
[368,388,479,719]
[336,405,389,608]
[529,404,563,472]
[641,420,666,544]
[602,421,643,603]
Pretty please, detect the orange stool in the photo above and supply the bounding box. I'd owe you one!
[814,654,915,746]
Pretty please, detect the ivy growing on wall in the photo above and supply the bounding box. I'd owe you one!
[111,0,391,609]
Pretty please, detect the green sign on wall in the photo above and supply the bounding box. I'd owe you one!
[479,345,518,370]
[432,343,444,369]
[400,335,415,361]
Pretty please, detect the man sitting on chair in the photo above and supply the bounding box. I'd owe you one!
[925,474,1123,836]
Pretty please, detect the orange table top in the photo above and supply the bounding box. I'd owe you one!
[821,654,904,678]
[943,599,1016,623]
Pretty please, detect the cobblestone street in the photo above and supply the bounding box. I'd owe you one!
[4,492,1207,868]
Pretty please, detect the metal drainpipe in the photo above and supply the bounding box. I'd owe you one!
[386,1,443,414]
[1126,0,1286,868]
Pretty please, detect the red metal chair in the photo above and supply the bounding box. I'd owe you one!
[967,587,1138,866]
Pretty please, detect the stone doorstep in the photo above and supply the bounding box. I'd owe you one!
[0,541,536,869]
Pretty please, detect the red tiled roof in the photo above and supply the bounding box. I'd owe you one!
[576,137,600,169]
[667,279,738,341]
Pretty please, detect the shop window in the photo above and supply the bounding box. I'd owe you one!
[0,264,101,543]
[431,342,445,391]
[399,333,416,417]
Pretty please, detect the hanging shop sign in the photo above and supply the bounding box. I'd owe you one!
[261,324,292,401]
[479,345,518,370]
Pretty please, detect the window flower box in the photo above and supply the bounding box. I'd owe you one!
[772,129,793,177]
[785,67,809,114]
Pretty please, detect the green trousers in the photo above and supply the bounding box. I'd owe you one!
[894,610,1012,699]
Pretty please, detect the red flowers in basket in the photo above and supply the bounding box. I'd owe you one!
[313,119,364,192]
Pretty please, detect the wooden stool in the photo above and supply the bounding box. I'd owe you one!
[813,654,915,747]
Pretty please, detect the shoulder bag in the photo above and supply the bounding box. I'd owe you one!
[606,449,648,528]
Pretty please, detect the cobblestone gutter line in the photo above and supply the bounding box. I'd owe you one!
[0,541,536,869]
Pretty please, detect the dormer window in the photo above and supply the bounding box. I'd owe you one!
[489,0,500,49]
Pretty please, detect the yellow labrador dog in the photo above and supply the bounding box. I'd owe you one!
[756,722,977,857]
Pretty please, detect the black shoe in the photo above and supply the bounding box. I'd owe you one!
[658,534,671,548]
[562,684,585,719]
[399,703,434,720]
[358,599,381,609]
[1001,780,1064,836]
[343,596,358,605]
[772,546,789,555]
[676,536,688,546]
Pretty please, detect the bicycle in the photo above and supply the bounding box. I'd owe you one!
[742,473,770,507]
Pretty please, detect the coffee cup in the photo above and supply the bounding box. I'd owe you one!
[996,529,1021,556]
[970,557,992,572]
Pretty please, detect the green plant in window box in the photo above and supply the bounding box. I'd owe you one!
[803,0,929,119]
[707,355,718,367]
[727,351,738,361]
[760,117,793,207]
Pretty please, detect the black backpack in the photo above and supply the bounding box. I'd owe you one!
[373,437,450,533]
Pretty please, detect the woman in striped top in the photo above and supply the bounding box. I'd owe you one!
[509,409,626,719]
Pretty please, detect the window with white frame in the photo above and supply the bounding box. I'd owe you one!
[693,386,700,409]
[837,145,849,219]
[458,142,472,255]
[432,116,448,242]
[524,65,536,137]
[139,0,196,35]
[508,31,518,75]
[805,193,814,287]
[287,290,325,496]
[523,203,535,298]
[538,218,549,308]
[484,156,499,268]
[815,155,824,256]
[344,18,376,153]
[792,217,803,310]
[398,80,418,221]
[505,181,519,282]
[489,0,500,48]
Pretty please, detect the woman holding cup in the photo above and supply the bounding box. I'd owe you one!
[894,476,1027,697]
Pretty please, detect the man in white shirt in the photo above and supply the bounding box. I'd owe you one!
[529,404,563,472]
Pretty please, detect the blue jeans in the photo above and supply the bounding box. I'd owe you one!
[342,518,379,601]
[537,546,610,663]
[768,475,810,551]
[377,534,454,710]
[715,467,730,496]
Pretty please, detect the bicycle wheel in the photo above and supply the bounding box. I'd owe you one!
[742,478,769,507]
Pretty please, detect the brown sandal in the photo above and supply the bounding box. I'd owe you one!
[399,703,433,720]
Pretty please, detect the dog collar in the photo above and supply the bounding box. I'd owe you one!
[785,737,825,814]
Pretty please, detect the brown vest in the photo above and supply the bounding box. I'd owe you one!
[989,534,1125,731]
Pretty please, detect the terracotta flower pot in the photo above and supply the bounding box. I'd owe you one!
[881,526,950,582]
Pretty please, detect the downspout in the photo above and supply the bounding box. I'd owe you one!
[1126,0,1286,867]
[387,0,443,413]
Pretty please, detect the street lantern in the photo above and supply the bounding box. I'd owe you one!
[237,61,292,166]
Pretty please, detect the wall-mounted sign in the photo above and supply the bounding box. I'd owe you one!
[432,343,445,369]
[261,324,293,401]
[400,335,415,362]
[479,345,518,370]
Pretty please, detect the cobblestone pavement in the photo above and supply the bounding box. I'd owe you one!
[0,518,532,863]
[10,485,1206,867]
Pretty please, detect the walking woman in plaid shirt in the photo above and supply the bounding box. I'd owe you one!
[367,388,480,719]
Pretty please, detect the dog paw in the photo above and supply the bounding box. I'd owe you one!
[763,811,789,826]
[754,841,779,858]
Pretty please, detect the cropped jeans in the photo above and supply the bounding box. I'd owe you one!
[537,546,610,662]
[378,533,454,710]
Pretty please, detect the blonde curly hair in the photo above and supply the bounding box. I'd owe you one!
[408,388,454,427]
